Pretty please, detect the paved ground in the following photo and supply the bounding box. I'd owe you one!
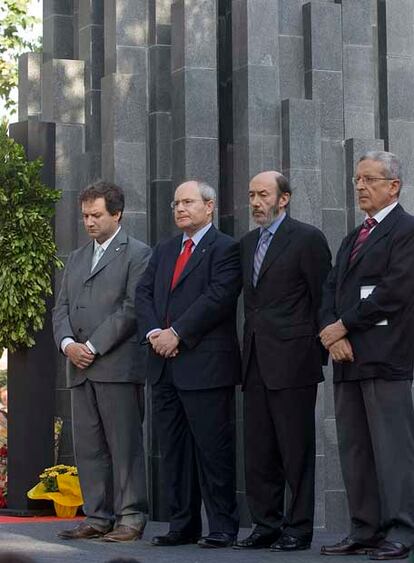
[1,520,412,563]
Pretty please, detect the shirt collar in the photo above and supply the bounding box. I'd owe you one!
[94,226,121,252]
[368,201,398,224]
[182,222,213,247]
[260,212,286,236]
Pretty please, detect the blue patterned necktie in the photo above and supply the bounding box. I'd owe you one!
[253,229,272,287]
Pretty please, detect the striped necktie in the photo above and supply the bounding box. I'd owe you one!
[253,229,272,287]
[349,217,377,263]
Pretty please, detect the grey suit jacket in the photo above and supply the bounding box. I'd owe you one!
[53,229,151,388]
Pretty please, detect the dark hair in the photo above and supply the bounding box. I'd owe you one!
[275,173,292,196]
[79,180,125,217]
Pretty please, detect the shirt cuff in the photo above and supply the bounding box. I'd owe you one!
[170,326,180,339]
[61,337,75,354]
[85,340,97,354]
[146,328,162,339]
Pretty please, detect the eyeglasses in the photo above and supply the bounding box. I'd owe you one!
[352,176,396,186]
[170,198,205,210]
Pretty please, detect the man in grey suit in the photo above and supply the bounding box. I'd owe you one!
[52,181,151,542]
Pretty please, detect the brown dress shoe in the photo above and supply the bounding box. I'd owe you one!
[57,522,106,540]
[102,524,144,542]
[368,540,409,560]
[321,536,376,555]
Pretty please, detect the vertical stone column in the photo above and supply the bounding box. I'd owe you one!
[303,1,343,141]
[102,0,149,242]
[218,0,234,235]
[149,0,173,245]
[282,98,322,226]
[171,0,218,190]
[18,53,42,122]
[279,0,305,101]
[341,0,375,139]
[232,0,281,238]
[79,0,105,155]
[43,0,74,61]
[378,0,414,212]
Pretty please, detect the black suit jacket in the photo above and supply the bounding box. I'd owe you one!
[135,225,242,390]
[319,203,414,382]
[241,215,332,390]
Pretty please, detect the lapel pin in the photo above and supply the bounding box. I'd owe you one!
[115,247,120,251]
[202,248,206,253]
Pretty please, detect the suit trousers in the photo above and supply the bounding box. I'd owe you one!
[72,380,148,531]
[335,378,414,546]
[244,348,317,538]
[152,362,239,536]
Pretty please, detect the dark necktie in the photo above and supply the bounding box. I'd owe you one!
[349,217,377,262]
[171,239,194,290]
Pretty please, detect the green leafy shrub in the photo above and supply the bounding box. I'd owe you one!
[0,123,62,353]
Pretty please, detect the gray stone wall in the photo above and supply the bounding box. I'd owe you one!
[15,0,414,530]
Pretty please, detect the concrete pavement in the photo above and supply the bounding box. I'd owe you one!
[0,520,399,563]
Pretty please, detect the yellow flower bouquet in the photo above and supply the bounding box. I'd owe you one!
[27,464,83,518]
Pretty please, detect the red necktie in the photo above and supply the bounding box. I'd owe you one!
[171,239,194,290]
[349,217,377,262]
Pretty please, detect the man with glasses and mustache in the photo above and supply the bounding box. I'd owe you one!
[135,180,241,549]
[319,151,414,560]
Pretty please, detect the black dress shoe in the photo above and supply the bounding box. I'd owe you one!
[321,536,377,556]
[233,530,281,549]
[270,533,311,551]
[57,522,108,540]
[151,531,200,546]
[368,540,409,560]
[198,532,236,548]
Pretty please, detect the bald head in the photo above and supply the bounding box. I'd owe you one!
[249,170,291,227]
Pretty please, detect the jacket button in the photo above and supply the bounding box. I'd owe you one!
[78,328,83,333]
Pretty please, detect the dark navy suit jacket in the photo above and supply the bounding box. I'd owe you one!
[135,225,242,390]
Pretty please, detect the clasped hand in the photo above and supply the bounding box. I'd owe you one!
[65,343,95,369]
[149,329,179,358]
[320,320,354,363]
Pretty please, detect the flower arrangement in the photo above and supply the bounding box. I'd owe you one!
[39,465,78,493]
[28,464,83,518]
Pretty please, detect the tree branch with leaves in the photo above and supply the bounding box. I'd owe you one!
[0,124,62,353]
[0,0,41,116]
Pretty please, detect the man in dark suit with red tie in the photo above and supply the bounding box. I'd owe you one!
[135,180,241,548]
[319,151,414,560]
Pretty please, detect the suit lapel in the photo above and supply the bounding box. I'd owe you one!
[256,216,292,285]
[172,225,217,291]
[162,235,182,295]
[83,230,127,283]
[245,229,260,288]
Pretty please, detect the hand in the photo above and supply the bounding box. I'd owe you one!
[65,343,95,369]
[329,338,354,363]
[150,329,180,358]
[320,320,347,349]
